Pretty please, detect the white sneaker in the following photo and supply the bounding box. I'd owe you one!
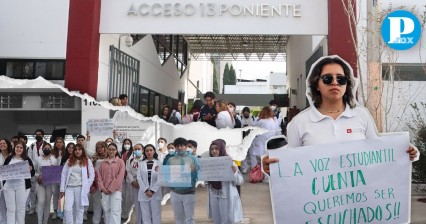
[161,193,171,205]
[83,212,88,221]
[28,209,35,215]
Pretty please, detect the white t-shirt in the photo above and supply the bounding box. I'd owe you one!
[35,156,58,177]
[287,105,378,147]
[68,164,83,186]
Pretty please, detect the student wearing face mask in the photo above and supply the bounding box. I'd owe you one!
[120,138,134,221]
[269,100,284,127]
[126,143,144,224]
[28,129,48,215]
[227,102,241,128]
[166,138,199,224]
[157,138,168,163]
[35,143,58,224]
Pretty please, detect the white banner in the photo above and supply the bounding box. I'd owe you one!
[198,156,235,181]
[268,133,411,224]
[87,119,114,136]
[0,160,31,180]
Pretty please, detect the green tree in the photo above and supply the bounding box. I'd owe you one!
[222,63,230,93]
[229,64,237,85]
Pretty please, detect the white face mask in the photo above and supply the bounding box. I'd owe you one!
[186,148,193,155]
[168,149,175,155]
[270,105,277,111]
[158,143,165,149]
[123,144,131,150]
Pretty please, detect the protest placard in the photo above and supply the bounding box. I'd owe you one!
[86,119,114,136]
[41,166,63,184]
[0,160,31,180]
[198,156,235,181]
[268,133,411,224]
[158,164,192,187]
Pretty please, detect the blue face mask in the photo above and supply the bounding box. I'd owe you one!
[176,150,187,156]
[134,150,142,158]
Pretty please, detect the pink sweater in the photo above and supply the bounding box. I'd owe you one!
[96,157,125,192]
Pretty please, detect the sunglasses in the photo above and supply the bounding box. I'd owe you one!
[320,75,348,85]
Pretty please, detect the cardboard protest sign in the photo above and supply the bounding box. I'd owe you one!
[87,119,114,136]
[198,156,235,181]
[41,166,63,184]
[0,160,31,180]
[268,133,410,224]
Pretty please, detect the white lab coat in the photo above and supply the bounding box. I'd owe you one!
[60,160,95,206]
[207,162,244,224]
[137,159,163,201]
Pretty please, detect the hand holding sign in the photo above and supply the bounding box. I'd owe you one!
[268,134,411,224]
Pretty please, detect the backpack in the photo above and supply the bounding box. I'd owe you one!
[233,115,242,128]
[249,164,264,183]
[169,111,180,125]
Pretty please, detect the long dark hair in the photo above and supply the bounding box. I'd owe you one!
[160,105,171,120]
[10,141,29,160]
[308,57,355,108]
[61,142,75,166]
[142,144,158,160]
[121,138,133,160]
[0,138,13,155]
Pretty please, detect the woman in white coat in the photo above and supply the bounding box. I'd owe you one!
[126,143,144,224]
[137,144,162,224]
[60,143,95,224]
[248,106,281,168]
[207,139,244,224]
[34,143,58,224]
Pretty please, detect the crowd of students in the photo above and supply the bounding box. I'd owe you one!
[0,130,244,224]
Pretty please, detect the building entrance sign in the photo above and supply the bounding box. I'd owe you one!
[100,0,328,35]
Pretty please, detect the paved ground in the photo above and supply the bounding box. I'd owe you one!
[25,177,426,223]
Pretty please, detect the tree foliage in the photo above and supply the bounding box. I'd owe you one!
[222,63,230,93]
[229,64,237,85]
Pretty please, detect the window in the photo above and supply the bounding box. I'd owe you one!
[41,94,75,108]
[382,63,426,81]
[139,85,178,117]
[0,93,22,108]
[152,35,188,77]
[0,59,66,80]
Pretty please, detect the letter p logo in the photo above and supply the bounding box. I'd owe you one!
[381,10,421,50]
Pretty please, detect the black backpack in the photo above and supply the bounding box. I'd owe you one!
[234,115,242,128]
[169,111,180,125]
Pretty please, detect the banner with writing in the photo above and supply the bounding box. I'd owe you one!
[198,156,235,181]
[0,160,31,180]
[41,166,63,184]
[87,119,114,136]
[268,133,411,224]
